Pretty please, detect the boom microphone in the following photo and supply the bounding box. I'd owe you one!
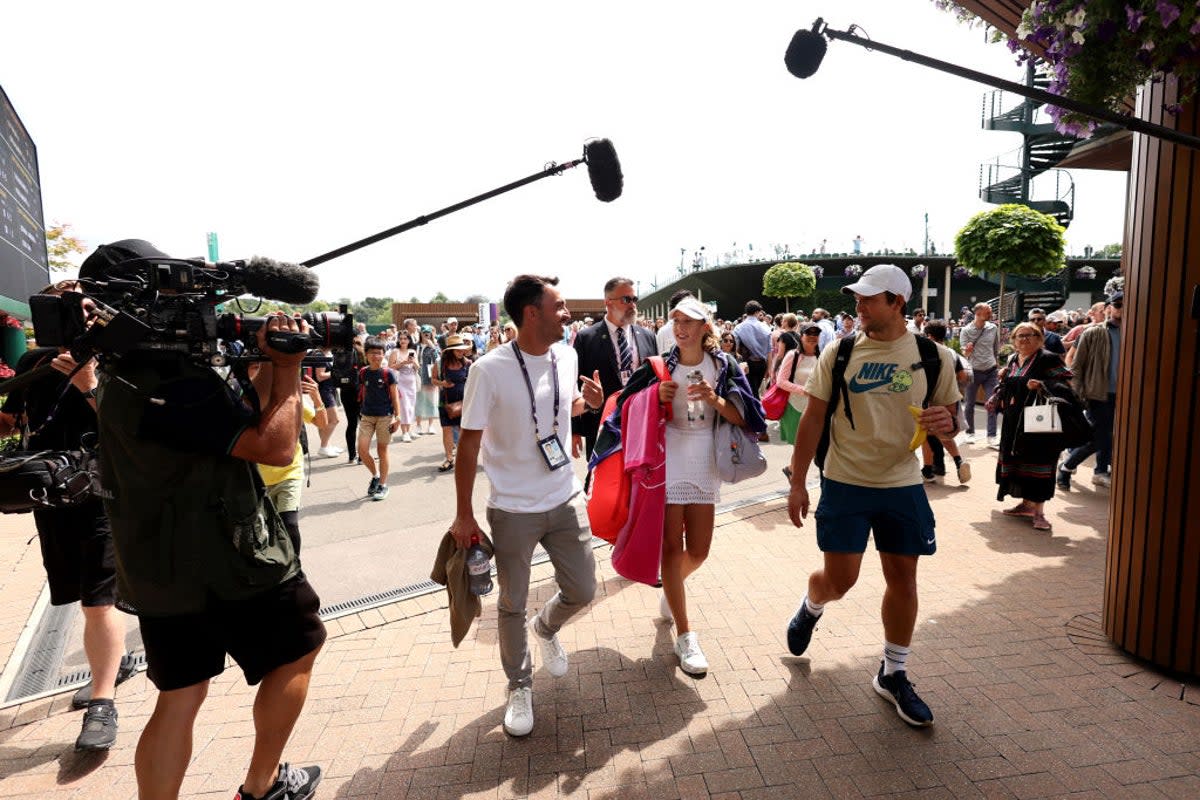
[784,23,828,79]
[233,257,321,305]
[583,138,623,202]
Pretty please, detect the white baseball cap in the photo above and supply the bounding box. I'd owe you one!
[841,264,912,302]
[671,297,713,322]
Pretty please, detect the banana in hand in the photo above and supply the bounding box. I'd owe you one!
[908,405,927,451]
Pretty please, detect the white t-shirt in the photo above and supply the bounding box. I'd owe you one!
[656,320,676,353]
[806,332,961,488]
[460,342,583,513]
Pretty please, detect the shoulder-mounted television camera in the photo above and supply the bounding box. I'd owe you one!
[29,239,353,367]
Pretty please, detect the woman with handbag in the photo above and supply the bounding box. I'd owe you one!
[775,325,822,447]
[433,334,472,473]
[987,322,1074,531]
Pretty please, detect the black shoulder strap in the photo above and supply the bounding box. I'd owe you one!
[913,335,942,409]
[815,336,857,473]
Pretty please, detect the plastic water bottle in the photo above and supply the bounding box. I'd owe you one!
[466,535,493,596]
[686,369,705,422]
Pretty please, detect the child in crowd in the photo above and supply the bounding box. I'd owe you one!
[356,338,402,500]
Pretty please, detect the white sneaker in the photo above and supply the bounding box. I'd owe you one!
[963,432,976,444]
[401,433,413,443]
[986,436,999,449]
[503,686,534,737]
[1092,472,1111,488]
[674,632,708,675]
[316,445,339,458]
[659,593,673,622]
[528,616,568,677]
[957,460,972,484]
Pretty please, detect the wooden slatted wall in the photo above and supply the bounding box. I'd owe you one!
[1105,77,1200,678]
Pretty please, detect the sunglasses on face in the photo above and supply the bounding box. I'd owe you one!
[609,295,637,305]
[1030,317,1046,322]
[1014,333,1040,340]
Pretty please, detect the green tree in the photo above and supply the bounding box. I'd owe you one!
[46,223,86,272]
[429,291,450,303]
[350,296,395,325]
[955,204,1066,320]
[762,262,816,312]
[464,294,489,304]
[1098,243,1122,259]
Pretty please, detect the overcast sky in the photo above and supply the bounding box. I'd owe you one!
[2,1,1127,304]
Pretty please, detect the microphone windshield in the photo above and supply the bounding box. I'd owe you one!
[239,257,320,305]
[784,29,827,79]
[584,138,623,202]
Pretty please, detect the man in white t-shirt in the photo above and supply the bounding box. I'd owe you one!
[783,264,960,728]
[452,275,604,739]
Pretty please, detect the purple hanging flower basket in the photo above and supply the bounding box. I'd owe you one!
[953,266,971,279]
[1075,265,1097,279]
[811,265,824,279]
[910,264,927,279]
[843,264,862,277]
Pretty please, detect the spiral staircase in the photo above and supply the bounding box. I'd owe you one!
[978,64,1077,227]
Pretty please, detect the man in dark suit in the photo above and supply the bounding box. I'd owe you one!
[572,276,657,458]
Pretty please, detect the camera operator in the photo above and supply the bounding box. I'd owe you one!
[0,278,128,752]
[80,241,326,800]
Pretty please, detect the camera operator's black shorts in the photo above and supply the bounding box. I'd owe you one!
[139,575,326,691]
[32,500,118,607]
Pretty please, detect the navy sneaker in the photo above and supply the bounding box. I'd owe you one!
[1057,469,1072,491]
[786,604,821,656]
[872,662,934,726]
[920,465,935,482]
[366,476,380,497]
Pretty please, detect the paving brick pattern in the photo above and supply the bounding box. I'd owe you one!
[1,460,1198,799]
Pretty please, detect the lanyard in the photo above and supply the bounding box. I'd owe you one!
[512,342,559,440]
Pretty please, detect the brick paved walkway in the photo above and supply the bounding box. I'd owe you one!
[1,457,1197,799]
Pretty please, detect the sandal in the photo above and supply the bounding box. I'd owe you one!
[1032,514,1052,531]
[437,459,455,473]
[1002,503,1036,517]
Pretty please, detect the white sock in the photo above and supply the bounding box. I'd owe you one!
[803,594,825,617]
[883,641,910,676]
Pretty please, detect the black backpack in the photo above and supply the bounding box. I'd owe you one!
[815,334,943,473]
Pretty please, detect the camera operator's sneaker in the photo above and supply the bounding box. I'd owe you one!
[872,662,934,727]
[372,484,390,501]
[1092,472,1111,488]
[366,476,379,497]
[75,699,117,751]
[956,460,972,484]
[72,653,137,709]
[235,763,323,800]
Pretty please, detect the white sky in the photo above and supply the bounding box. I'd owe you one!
[2,1,1127,304]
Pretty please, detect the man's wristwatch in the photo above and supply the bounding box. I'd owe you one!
[82,387,98,400]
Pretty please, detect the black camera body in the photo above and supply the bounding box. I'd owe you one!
[30,255,354,367]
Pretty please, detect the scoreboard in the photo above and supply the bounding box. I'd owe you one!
[0,85,48,308]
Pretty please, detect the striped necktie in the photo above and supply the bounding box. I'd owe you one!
[616,326,633,376]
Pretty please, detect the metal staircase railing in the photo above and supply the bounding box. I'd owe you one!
[977,65,1078,227]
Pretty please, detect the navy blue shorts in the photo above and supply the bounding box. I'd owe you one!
[814,478,936,556]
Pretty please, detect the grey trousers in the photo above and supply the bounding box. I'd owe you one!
[486,492,597,689]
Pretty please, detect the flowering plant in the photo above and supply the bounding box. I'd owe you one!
[910,263,928,279]
[953,265,972,279]
[1104,274,1126,296]
[1075,265,1098,279]
[1013,1,1200,136]
[843,264,863,277]
[811,265,824,279]
[2,316,22,330]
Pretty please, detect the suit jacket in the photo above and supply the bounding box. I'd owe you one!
[572,319,658,439]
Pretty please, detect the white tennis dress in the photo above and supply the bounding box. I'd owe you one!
[664,356,721,505]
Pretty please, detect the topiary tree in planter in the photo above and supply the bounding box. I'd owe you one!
[762,261,816,312]
[954,204,1066,322]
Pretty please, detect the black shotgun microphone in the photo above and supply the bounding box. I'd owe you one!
[231,257,321,304]
[584,138,623,202]
[785,22,828,79]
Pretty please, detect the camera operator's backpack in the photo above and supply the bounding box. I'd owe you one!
[815,333,942,472]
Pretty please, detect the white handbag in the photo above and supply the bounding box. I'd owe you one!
[1023,395,1062,434]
